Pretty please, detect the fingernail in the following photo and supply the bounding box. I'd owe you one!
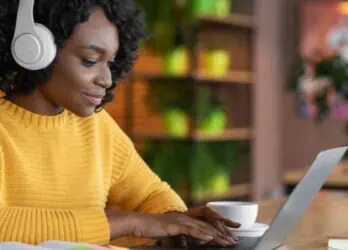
[228,236,236,244]
[224,240,233,246]
[204,235,214,241]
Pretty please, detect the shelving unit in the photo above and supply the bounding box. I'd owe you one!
[198,13,255,29]
[135,70,253,85]
[126,1,256,204]
[192,183,251,203]
[284,168,348,194]
[135,128,252,142]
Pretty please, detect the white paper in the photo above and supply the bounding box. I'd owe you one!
[0,242,46,250]
[0,241,111,250]
[328,239,348,250]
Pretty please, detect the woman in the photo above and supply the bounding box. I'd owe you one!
[0,0,239,248]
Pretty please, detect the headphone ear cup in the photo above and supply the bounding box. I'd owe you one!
[32,24,57,70]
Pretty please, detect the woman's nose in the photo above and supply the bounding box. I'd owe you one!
[96,66,112,89]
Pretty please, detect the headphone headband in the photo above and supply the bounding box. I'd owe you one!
[11,0,57,70]
[14,0,36,37]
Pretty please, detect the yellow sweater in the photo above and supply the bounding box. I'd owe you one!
[0,98,187,246]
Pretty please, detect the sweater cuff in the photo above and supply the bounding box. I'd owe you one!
[72,208,110,245]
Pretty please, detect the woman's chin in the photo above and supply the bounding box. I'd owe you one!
[69,107,96,118]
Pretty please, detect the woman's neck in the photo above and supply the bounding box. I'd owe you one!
[6,90,64,116]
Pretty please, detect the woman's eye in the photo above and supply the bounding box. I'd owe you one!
[82,58,98,67]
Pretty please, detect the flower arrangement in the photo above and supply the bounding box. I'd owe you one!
[288,50,348,121]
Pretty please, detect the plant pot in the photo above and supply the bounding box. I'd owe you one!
[163,108,188,136]
[214,0,232,17]
[204,49,230,77]
[209,170,230,193]
[199,107,227,135]
[192,167,230,196]
[190,0,215,18]
[163,47,188,76]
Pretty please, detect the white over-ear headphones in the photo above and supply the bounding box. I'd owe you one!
[11,0,57,70]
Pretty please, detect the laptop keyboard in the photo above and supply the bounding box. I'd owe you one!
[231,237,261,249]
[132,237,262,250]
[195,237,261,250]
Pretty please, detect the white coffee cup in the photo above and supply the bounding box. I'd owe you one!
[207,201,259,230]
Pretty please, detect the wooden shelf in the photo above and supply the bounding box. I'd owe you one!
[135,128,252,142]
[194,70,252,85]
[134,70,253,85]
[284,169,348,189]
[198,14,255,30]
[192,183,251,203]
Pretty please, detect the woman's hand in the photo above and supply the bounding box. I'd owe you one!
[105,208,237,246]
[132,212,238,246]
[159,207,240,248]
[184,207,241,245]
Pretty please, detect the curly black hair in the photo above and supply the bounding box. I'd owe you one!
[0,0,146,110]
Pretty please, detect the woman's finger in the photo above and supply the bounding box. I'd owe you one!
[209,218,228,236]
[222,222,239,242]
[186,211,238,245]
[183,222,237,247]
[171,210,238,246]
[183,218,236,246]
[184,216,227,240]
[211,233,237,247]
[165,213,226,244]
[192,220,236,246]
[204,207,241,228]
[212,220,238,244]
[223,218,242,228]
[182,226,215,242]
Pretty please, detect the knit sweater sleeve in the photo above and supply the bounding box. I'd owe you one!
[0,148,110,245]
[107,125,187,214]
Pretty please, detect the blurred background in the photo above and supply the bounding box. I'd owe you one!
[106,0,348,205]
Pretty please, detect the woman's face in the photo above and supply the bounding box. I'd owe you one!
[39,7,119,117]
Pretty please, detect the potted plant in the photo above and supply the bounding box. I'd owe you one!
[136,0,188,72]
[186,0,232,20]
[142,140,240,198]
[288,51,348,121]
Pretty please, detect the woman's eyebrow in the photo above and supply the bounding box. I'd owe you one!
[82,44,117,58]
[82,45,107,54]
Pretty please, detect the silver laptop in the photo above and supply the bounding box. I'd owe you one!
[133,147,347,250]
[232,146,348,250]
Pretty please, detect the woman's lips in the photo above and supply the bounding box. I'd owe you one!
[82,93,104,106]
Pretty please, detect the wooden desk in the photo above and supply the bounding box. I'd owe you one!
[257,191,348,249]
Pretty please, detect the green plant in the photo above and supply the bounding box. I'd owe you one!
[146,81,228,136]
[142,140,240,196]
[163,108,188,137]
[142,141,191,191]
[145,81,193,114]
[135,0,186,55]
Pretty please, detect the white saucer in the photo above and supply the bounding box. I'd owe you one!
[229,223,269,238]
